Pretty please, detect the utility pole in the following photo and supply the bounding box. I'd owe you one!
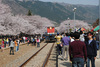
[73,8,77,31]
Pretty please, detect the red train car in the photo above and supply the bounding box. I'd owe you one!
[47,27,55,34]
[45,27,56,42]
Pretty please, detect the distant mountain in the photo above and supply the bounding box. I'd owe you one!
[59,3,99,24]
[2,0,99,24]
[2,0,28,15]
[18,0,39,2]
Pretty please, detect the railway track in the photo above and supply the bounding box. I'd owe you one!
[42,43,54,67]
[20,43,54,67]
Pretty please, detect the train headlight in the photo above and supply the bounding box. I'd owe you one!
[50,27,52,29]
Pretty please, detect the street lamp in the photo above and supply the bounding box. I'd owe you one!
[67,17,70,20]
[73,7,77,31]
[65,24,67,33]
[68,24,70,33]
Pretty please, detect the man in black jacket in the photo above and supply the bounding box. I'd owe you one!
[85,32,97,67]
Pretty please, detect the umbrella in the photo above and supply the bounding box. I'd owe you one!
[77,28,85,31]
[94,26,100,31]
[91,26,97,32]
[81,28,86,31]
[77,28,81,31]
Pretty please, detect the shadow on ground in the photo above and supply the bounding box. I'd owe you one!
[60,62,72,67]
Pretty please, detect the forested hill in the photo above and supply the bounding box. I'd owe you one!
[2,0,99,24]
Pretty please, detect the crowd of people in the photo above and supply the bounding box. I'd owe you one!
[55,31,99,67]
[0,30,99,67]
[27,36,41,47]
[0,36,20,54]
[0,35,42,55]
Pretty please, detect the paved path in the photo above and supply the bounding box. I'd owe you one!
[58,55,71,67]
[58,50,100,67]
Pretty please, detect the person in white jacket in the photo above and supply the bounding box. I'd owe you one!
[23,36,25,43]
[79,31,85,42]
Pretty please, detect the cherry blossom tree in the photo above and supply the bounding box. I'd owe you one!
[0,0,92,35]
[22,15,55,34]
[57,20,91,33]
[0,0,55,35]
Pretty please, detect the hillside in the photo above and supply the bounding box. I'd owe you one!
[2,0,28,15]
[59,3,99,24]
[2,0,99,24]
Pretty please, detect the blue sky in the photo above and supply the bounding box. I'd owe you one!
[39,0,99,5]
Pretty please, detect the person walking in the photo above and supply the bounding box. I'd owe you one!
[20,37,22,43]
[4,38,7,48]
[79,31,85,42]
[9,37,11,46]
[14,39,18,52]
[70,32,75,42]
[55,33,62,55]
[94,32,99,50]
[27,37,30,46]
[85,32,97,67]
[33,37,35,46]
[9,39,14,55]
[23,36,25,43]
[36,36,40,47]
[69,32,87,67]
[1,39,4,52]
[17,39,20,51]
[6,38,9,47]
[0,38,2,51]
[31,37,33,46]
[62,33,70,60]
[34,36,37,46]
